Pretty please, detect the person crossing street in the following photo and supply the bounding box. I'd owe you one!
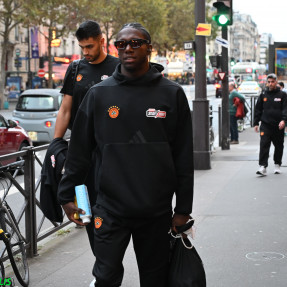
[254,73,287,175]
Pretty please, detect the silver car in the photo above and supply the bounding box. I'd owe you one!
[12,89,71,143]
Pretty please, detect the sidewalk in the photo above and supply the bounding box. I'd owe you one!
[10,128,287,287]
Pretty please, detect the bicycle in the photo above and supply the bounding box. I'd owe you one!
[0,161,29,287]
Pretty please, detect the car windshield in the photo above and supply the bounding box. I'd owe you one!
[16,96,55,111]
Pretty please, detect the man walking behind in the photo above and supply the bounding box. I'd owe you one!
[229,82,245,144]
[53,20,119,255]
[254,73,287,176]
[58,23,194,287]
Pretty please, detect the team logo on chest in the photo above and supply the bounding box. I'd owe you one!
[76,74,83,81]
[108,106,120,118]
[146,108,166,118]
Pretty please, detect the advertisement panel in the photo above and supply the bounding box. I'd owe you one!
[6,77,22,99]
[275,48,287,81]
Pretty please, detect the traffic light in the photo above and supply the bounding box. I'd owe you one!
[209,55,221,68]
[212,0,233,26]
[14,57,22,68]
[39,57,44,68]
[230,57,236,66]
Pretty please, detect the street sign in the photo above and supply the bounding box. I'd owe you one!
[15,48,21,56]
[184,41,195,50]
[38,69,45,78]
[196,24,211,36]
[218,72,226,80]
[215,37,229,48]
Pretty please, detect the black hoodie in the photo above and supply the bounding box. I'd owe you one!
[254,87,287,127]
[58,63,194,218]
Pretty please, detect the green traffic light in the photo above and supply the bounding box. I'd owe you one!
[212,14,230,26]
[218,15,228,25]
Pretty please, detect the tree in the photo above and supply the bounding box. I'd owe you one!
[0,0,25,108]
[20,0,81,88]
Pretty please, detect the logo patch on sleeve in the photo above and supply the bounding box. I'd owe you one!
[146,108,166,118]
[108,106,120,118]
[94,217,103,229]
[274,98,281,102]
[76,74,83,81]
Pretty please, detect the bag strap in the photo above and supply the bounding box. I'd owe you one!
[71,59,81,90]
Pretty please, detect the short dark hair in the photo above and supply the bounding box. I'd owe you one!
[278,81,284,88]
[267,73,277,80]
[117,23,151,42]
[75,20,102,41]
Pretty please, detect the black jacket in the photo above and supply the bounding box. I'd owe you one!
[254,87,287,127]
[58,64,194,218]
[40,138,68,222]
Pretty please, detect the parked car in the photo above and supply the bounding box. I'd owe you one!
[237,81,262,96]
[0,114,32,166]
[12,89,71,143]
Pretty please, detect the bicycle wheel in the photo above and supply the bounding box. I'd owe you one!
[0,260,5,279]
[0,206,29,287]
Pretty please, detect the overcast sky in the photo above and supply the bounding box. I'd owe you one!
[233,0,286,42]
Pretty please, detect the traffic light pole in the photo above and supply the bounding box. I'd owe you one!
[221,26,230,150]
[27,27,32,89]
[193,0,211,170]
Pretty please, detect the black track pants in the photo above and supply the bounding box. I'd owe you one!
[259,123,285,167]
[92,205,171,287]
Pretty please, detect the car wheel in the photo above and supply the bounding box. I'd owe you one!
[16,143,29,175]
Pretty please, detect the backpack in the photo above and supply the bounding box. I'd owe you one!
[233,97,246,119]
[68,59,82,130]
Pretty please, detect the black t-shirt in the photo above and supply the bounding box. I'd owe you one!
[60,54,119,129]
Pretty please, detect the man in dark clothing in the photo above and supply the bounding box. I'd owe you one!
[57,23,194,287]
[53,20,119,259]
[229,82,245,144]
[254,73,287,176]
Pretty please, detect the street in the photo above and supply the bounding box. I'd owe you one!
[1,87,287,287]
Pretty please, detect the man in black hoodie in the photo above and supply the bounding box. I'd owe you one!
[254,73,287,176]
[58,23,194,287]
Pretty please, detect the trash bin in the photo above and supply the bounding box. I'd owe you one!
[4,101,9,109]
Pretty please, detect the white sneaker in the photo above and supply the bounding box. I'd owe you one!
[274,164,281,174]
[89,278,96,287]
[256,166,267,176]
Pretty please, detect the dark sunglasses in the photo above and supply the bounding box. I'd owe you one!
[114,39,150,50]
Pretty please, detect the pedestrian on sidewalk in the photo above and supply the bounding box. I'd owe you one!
[53,20,119,254]
[58,22,194,287]
[254,73,287,176]
[229,82,245,144]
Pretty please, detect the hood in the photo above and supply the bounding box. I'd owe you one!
[112,63,163,85]
[265,86,281,93]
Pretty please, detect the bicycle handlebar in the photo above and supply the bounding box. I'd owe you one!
[0,160,25,172]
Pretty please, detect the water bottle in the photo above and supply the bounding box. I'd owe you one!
[75,184,92,224]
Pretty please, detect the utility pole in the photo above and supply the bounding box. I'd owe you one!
[221,26,230,150]
[193,0,211,170]
[212,0,233,149]
[27,27,32,89]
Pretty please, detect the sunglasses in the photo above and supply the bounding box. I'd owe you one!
[114,39,150,50]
